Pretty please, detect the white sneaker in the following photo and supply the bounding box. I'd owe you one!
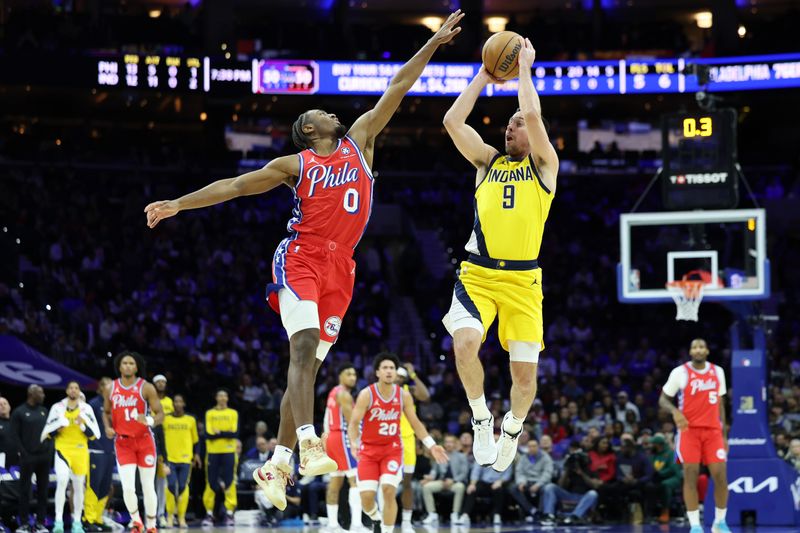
[459,514,470,527]
[492,412,521,472]
[299,437,338,476]
[449,513,461,525]
[493,514,502,526]
[471,416,498,466]
[421,513,439,525]
[253,461,293,511]
[402,523,415,533]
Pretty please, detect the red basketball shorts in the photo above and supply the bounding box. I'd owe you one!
[676,426,727,465]
[357,441,403,490]
[326,430,357,474]
[115,432,157,468]
[268,235,356,343]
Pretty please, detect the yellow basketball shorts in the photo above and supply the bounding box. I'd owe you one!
[443,260,544,352]
[56,447,90,477]
[401,434,416,474]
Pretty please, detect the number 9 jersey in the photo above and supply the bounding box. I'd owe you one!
[266,135,374,344]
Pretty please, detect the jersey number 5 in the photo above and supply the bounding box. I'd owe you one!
[502,185,515,209]
[709,391,718,404]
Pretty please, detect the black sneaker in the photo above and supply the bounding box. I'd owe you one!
[539,514,557,526]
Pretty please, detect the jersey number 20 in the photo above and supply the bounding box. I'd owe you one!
[378,422,398,436]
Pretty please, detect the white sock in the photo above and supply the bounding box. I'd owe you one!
[327,504,339,527]
[502,411,524,435]
[468,394,491,421]
[381,525,394,533]
[349,487,363,524]
[715,507,727,523]
[687,509,700,527]
[365,505,381,521]
[297,424,317,442]
[271,445,293,466]
[402,509,412,523]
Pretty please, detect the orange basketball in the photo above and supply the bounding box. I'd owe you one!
[482,31,522,80]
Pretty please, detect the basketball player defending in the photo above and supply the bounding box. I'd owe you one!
[321,362,366,533]
[442,38,557,471]
[395,363,430,531]
[348,354,448,533]
[143,9,463,511]
[42,381,101,533]
[659,339,731,533]
[103,352,164,533]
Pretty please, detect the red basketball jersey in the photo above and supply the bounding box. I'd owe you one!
[289,136,374,250]
[679,363,723,429]
[110,378,150,437]
[361,383,403,447]
[325,385,347,433]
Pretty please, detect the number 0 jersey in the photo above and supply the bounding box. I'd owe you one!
[361,383,403,447]
[289,135,374,250]
[466,154,554,261]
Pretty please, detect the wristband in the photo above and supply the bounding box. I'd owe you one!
[423,436,436,449]
[410,373,418,380]
[145,415,155,427]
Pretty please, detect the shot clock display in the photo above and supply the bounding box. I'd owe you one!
[661,109,739,209]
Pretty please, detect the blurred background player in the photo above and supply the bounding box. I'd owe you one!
[202,389,238,527]
[85,377,115,533]
[442,37,558,472]
[321,362,365,533]
[659,339,731,533]
[152,375,173,529]
[42,381,101,533]
[104,352,164,533]
[144,10,464,514]
[162,394,200,529]
[349,353,448,533]
[394,363,430,531]
[11,385,51,533]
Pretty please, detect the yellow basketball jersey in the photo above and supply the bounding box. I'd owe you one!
[400,384,414,439]
[160,396,174,416]
[466,154,553,261]
[205,408,238,454]
[164,413,199,464]
[56,407,88,452]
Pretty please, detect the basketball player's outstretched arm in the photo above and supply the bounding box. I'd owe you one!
[144,155,299,228]
[517,38,559,192]
[401,389,448,464]
[443,70,499,176]
[347,389,371,460]
[348,9,464,154]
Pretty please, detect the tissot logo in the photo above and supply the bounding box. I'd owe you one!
[729,476,778,494]
[670,172,729,185]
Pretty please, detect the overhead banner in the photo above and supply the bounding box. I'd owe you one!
[0,335,96,389]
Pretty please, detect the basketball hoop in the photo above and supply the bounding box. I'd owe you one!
[666,280,705,322]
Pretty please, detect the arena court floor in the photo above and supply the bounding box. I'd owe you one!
[196,526,800,532]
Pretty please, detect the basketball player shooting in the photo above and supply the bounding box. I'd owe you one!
[442,37,558,472]
[143,9,463,512]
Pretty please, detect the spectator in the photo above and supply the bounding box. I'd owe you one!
[0,397,15,466]
[460,461,512,526]
[540,444,599,525]
[11,385,52,533]
[599,434,653,524]
[244,421,271,451]
[614,391,641,423]
[645,434,682,524]
[421,434,468,525]
[299,475,327,526]
[588,436,616,483]
[245,436,274,462]
[506,437,554,523]
[539,434,555,458]
[544,412,569,444]
[774,431,790,459]
[784,439,800,473]
[459,432,473,464]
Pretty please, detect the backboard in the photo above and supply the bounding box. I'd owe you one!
[618,208,769,303]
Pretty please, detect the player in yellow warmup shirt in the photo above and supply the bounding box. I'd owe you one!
[163,394,200,528]
[202,389,239,527]
[443,38,558,472]
[42,381,101,533]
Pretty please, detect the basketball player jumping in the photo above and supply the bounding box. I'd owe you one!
[104,352,164,533]
[442,37,557,471]
[348,353,448,533]
[144,9,463,511]
[659,339,731,533]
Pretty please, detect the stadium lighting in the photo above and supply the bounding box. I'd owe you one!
[695,11,713,29]
[486,16,509,33]
[738,25,747,37]
[421,16,443,32]
[148,9,162,18]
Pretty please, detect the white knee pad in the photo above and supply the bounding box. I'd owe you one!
[316,340,333,362]
[509,341,541,363]
[278,289,320,338]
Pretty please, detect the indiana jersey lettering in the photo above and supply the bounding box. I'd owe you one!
[679,363,723,428]
[361,384,403,447]
[110,378,150,437]
[290,135,374,249]
[466,154,553,261]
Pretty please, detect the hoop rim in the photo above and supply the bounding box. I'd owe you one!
[666,279,705,299]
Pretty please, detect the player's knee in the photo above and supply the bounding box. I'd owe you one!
[380,484,396,499]
[453,330,481,359]
[289,330,320,363]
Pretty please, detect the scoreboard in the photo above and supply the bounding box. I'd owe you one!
[91,52,800,97]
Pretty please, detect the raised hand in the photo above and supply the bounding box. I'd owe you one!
[144,200,180,229]
[429,10,464,46]
[518,37,536,70]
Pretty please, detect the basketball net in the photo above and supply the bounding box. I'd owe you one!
[666,280,705,322]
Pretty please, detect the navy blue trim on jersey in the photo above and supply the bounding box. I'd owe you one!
[468,254,538,271]
[476,152,502,189]
[454,278,482,322]
[472,197,490,257]
[527,154,552,195]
